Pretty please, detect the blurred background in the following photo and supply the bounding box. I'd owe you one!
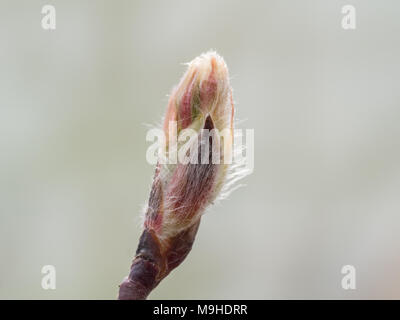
[1,0,400,299]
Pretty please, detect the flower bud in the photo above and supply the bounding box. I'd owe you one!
[145,51,234,240]
[119,51,235,300]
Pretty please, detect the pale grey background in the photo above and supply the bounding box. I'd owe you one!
[1,0,400,299]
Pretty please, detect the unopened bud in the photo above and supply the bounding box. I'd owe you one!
[119,51,235,300]
[146,51,234,239]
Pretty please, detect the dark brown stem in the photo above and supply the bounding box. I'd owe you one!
[118,257,159,300]
[118,219,201,300]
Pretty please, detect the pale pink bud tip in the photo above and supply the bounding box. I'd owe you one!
[163,51,233,135]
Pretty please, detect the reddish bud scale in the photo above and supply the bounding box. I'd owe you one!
[200,59,218,110]
[179,72,196,130]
